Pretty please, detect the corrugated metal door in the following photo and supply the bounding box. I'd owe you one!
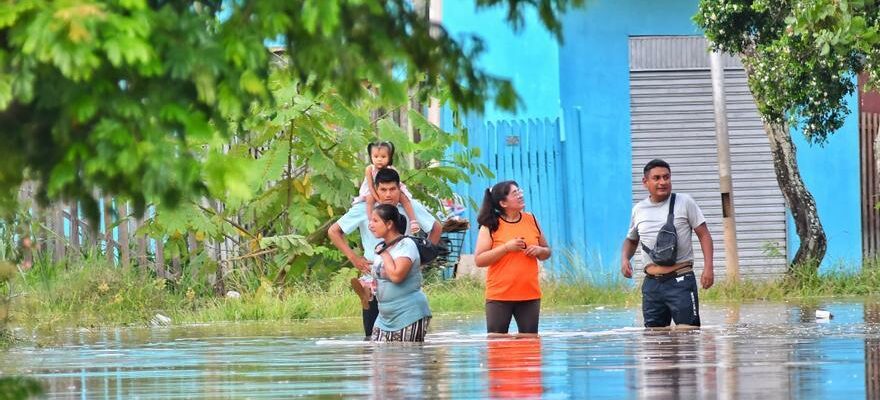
[629,36,787,280]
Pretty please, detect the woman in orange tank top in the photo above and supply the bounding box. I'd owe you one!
[474,181,552,335]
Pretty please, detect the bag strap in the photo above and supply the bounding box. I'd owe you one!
[666,193,676,225]
[376,235,406,255]
[640,193,676,254]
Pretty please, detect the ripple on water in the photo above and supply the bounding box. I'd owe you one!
[1,301,878,398]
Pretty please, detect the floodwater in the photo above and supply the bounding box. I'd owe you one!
[2,301,880,399]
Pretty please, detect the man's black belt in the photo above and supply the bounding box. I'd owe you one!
[644,265,694,280]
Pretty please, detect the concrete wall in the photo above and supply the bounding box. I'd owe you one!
[556,0,702,273]
[443,0,561,122]
[444,0,862,273]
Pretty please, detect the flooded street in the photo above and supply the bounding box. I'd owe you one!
[2,301,878,398]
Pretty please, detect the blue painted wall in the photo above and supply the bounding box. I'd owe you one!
[445,0,863,272]
[556,0,701,272]
[443,0,561,122]
[787,90,862,270]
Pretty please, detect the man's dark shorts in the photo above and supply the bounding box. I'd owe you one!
[641,271,700,327]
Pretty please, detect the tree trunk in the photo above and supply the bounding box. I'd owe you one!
[764,121,827,269]
[740,48,827,270]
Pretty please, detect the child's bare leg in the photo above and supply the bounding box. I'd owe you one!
[365,196,376,215]
[399,193,420,233]
[350,275,372,310]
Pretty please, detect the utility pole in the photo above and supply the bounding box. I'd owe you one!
[709,51,741,281]
[427,0,442,127]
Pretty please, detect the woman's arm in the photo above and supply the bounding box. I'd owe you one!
[380,250,414,284]
[474,226,524,267]
[525,234,552,261]
[524,219,552,260]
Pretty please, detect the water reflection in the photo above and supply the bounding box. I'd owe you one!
[4,302,880,398]
[370,343,437,398]
[867,304,880,399]
[633,331,701,398]
[487,338,542,399]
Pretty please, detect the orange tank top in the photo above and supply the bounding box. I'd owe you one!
[486,212,542,301]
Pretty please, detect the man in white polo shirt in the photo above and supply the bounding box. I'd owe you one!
[620,159,714,328]
[328,168,441,339]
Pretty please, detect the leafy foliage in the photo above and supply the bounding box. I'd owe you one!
[138,67,490,288]
[695,0,880,144]
[0,377,44,400]
[0,0,581,222]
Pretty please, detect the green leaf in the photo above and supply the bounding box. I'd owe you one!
[0,377,45,399]
[285,256,310,279]
[301,1,340,35]
[851,16,867,34]
[0,75,12,110]
[194,70,217,104]
[47,163,76,197]
[259,233,315,257]
[218,84,242,119]
[183,113,213,141]
[240,69,266,96]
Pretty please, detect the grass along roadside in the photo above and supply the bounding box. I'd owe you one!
[7,258,880,331]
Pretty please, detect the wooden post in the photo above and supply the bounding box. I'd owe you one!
[17,184,34,270]
[187,232,198,254]
[862,112,873,256]
[155,238,166,276]
[103,196,114,265]
[171,256,181,276]
[69,202,80,254]
[186,232,198,276]
[86,199,97,249]
[872,113,880,255]
[53,203,65,263]
[118,202,130,269]
[136,215,148,271]
[709,51,741,281]
[33,193,47,255]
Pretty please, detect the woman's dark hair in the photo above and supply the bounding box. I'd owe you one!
[477,180,518,233]
[374,203,406,234]
[367,141,395,167]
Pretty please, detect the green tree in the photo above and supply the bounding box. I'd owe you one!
[138,66,490,291]
[695,0,880,270]
[0,0,582,223]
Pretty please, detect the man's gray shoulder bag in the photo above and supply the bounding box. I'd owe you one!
[641,193,677,266]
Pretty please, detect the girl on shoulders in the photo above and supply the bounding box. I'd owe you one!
[354,141,419,233]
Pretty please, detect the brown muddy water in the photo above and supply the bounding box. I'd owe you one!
[1,301,878,399]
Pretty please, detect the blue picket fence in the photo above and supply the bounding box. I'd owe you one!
[450,117,567,258]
